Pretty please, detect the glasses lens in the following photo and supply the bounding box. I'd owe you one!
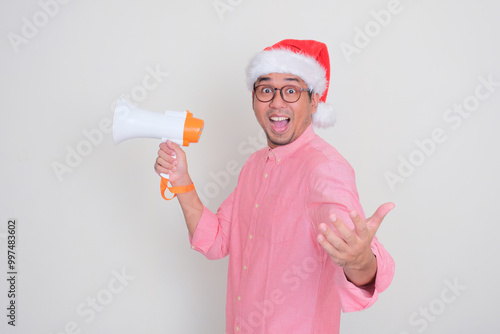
[255,85,275,102]
[282,85,301,103]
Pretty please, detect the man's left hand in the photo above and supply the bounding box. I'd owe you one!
[316,202,395,286]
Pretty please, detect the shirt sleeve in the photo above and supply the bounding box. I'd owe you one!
[307,158,395,312]
[189,190,235,260]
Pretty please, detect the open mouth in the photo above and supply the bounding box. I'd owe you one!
[270,116,290,132]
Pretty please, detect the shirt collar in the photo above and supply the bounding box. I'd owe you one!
[266,124,316,162]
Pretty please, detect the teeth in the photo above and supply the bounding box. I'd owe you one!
[270,116,289,121]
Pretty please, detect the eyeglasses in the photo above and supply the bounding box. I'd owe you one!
[253,84,310,103]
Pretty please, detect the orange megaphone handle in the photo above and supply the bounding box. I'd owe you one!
[160,177,195,200]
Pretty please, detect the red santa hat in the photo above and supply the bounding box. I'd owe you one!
[246,39,335,128]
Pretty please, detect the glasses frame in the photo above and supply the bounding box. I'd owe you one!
[253,84,311,103]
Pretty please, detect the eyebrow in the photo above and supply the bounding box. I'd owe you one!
[256,76,271,84]
[255,76,301,85]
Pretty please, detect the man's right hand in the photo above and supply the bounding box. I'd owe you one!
[154,140,191,187]
[155,140,203,236]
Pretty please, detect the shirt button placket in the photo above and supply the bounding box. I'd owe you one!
[236,151,274,330]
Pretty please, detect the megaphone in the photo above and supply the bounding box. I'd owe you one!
[113,96,204,200]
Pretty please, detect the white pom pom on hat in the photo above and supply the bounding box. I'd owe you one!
[246,39,335,128]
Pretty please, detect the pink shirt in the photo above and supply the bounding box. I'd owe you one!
[190,125,394,334]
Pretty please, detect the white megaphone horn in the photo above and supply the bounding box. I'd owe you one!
[112,96,204,200]
[113,96,204,146]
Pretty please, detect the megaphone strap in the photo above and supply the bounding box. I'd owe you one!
[160,177,195,200]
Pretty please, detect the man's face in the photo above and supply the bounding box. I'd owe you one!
[252,73,319,149]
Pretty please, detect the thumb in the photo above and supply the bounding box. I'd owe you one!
[367,202,395,229]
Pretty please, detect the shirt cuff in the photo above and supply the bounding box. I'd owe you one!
[336,239,395,313]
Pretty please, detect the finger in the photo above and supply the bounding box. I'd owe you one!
[366,202,395,231]
[154,161,169,177]
[330,214,356,244]
[319,223,347,252]
[317,232,343,260]
[159,141,175,156]
[155,149,179,170]
[350,210,369,239]
[158,148,178,165]
[155,159,173,177]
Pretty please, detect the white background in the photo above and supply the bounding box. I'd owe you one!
[1,0,499,333]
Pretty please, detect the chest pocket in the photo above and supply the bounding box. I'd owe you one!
[256,197,307,244]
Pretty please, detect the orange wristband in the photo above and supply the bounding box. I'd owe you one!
[160,177,195,200]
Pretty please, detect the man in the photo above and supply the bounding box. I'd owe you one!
[155,39,395,333]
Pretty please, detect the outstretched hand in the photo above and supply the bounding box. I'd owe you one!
[316,202,395,286]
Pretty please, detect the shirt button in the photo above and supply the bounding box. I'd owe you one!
[236,326,240,331]
[238,296,241,301]
[264,173,268,178]
[243,265,247,270]
[255,203,259,208]
[249,235,253,239]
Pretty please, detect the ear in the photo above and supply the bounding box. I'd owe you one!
[310,92,320,114]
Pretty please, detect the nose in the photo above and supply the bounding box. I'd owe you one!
[269,89,287,109]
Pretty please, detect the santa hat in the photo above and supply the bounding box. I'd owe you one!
[246,39,335,128]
